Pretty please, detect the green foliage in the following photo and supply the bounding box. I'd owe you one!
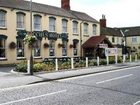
[100,59,107,65]
[15,62,27,72]
[109,56,115,64]
[33,63,47,72]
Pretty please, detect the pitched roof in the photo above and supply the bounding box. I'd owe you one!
[119,26,140,36]
[0,0,98,23]
[82,36,113,48]
[101,26,140,37]
[100,27,122,37]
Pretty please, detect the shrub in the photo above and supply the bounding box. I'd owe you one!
[100,59,107,65]
[33,63,47,72]
[15,62,27,72]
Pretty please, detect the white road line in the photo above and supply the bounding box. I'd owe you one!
[0,82,52,92]
[0,90,67,105]
[96,74,133,84]
[133,100,140,105]
[59,66,139,81]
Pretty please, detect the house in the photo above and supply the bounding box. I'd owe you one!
[100,15,140,56]
[0,0,101,64]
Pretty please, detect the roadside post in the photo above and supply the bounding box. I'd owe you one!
[55,58,58,71]
[86,57,88,67]
[71,57,74,69]
[97,56,99,66]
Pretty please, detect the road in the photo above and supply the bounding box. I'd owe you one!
[0,66,140,105]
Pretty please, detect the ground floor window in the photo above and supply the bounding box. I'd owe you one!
[17,39,24,57]
[0,39,6,58]
[49,40,55,56]
[34,40,41,57]
[62,41,67,56]
[73,40,78,56]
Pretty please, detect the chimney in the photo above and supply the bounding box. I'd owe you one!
[61,0,70,10]
[100,14,106,28]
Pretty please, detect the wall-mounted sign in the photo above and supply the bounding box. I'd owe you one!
[17,30,68,41]
[99,44,108,48]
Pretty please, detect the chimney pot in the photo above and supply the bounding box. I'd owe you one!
[61,0,70,10]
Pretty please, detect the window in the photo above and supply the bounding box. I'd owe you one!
[0,39,6,58]
[83,23,88,35]
[73,21,78,34]
[93,24,97,35]
[17,39,24,57]
[0,10,6,27]
[34,40,41,57]
[62,41,67,56]
[17,12,25,29]
[112,37,115,43]
[73,39,79,56]
[34,15,42,31]
[49,40,55,56]
[49,17,56,32]
[62,19,68,33]
[132,37,137,43]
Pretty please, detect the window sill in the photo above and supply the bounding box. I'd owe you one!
[83,35,89,37]
[0,58,7,61]
[73,33,79,36]
[17,57,26,60]
[16,28,26,31]
[34,56,42,59]
[0,27,7,30]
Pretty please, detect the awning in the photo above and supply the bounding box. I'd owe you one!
[0,35,7,39]
[82,36,113,48]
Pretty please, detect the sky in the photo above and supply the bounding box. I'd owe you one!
[28,0,140,27]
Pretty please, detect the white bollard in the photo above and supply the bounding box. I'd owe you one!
[135,55,137,62]
[27,60,30,74]
[71,57,74,69]
[106,56,109,65]
[130,55,132,62]
[123,54,126,63]
[115,55,118,64]
[97,56,99,66]
[55,58,58,71]
[86,57,88,67]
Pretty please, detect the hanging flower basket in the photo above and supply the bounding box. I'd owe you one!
[43,43,49,48]
[9,42,16,49]
[24,35,37,48]
[58,43,63,48]
[69,44,74,48]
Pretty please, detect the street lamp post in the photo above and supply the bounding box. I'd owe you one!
[29,0,33,75]
[120,29,128,63]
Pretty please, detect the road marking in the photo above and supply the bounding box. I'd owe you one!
[96,74,133,84]
[0,90,67,105]
[0,82,52,91]
[59,66,139,82]
[133,100,140,105]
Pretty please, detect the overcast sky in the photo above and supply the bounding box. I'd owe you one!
[29,0,140,28]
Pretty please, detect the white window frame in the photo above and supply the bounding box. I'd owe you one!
[49,17,56,32]
[16,12,25,29]
[0,10,6,28]
[132,37,137,43]
[93,24,97,35]
[34,15,42,31]
[34,40,41,57]
[49,40,55,56]
[62,19,68,33]
[83,23,88,35]
[73,21,78,34]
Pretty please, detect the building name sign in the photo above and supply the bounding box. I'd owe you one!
[17,30,68,41]
[105,48,118,56]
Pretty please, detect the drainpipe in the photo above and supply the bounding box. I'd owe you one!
[80,21,84,57]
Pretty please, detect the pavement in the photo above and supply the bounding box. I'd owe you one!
[0,61,140,89]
